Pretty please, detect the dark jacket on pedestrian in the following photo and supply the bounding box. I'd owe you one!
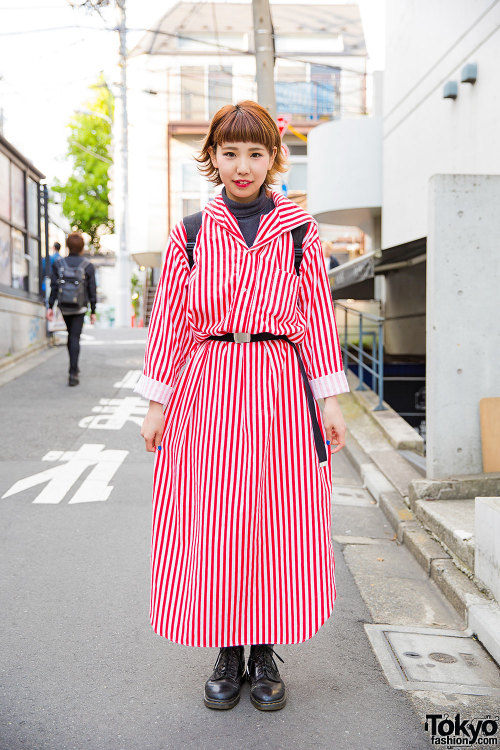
[48,255,97,315]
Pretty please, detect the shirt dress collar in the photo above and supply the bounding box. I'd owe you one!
[204,190,313,251]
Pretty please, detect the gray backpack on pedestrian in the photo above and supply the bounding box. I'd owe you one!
[183,211,309,275]
[56,258,90,309]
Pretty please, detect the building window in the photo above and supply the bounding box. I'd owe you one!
[0,221,10,286]
[208,66,232,118]
[285,161,307,192]
[11,227,28,291]
[28,237,40,294]
[181,67,206,120]
[182,163,201,193]
[11,163,25,228]
[182,198,200,216]
[27,179,39,235]
[275,64,340,120]
[0,153,10,220]
[0,143,42,297]
[310,64,341,119]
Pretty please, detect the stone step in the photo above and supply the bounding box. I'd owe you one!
[412,497,475,574]
[337,391,422,497]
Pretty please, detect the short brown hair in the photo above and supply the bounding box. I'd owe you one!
[66,232,84,255]
[195,100,287,187]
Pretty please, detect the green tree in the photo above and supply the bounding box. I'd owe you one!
[52,76,114,251]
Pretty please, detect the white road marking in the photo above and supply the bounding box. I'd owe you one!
[2,444,128,504]
[79,397,148,430]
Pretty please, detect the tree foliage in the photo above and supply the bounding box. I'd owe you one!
[52,76,114,251]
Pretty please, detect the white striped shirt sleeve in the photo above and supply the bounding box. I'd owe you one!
[298,223,349,399]
[134,223,193,406]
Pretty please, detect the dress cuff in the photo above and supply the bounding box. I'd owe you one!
[133,374,174,406]
[309,371,350,399]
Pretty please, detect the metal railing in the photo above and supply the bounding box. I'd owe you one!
[334,302,386,411]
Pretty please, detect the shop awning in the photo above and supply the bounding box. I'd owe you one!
[130,251,163,268]
[329,252,375,290]
[329,237,427,292]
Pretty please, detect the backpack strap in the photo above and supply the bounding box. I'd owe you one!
[183,210,203,270]
[77,258,91,276]
[181,213,308,274]
[291,222,310,275]
[56,257,66,278]
[57,257,90,276]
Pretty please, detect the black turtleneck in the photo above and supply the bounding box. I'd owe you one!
[222,185,275,248]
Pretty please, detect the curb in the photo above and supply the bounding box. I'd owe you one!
[0,343,59,388]
[0,340,49,372]
[342,420,500,667]
[342,426,393,502]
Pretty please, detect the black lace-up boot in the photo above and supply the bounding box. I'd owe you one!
[247,644,286,711]
[204,646,246,710]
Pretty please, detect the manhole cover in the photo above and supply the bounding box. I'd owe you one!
[428,652,458,664]
[365,624,500,696]
[332,485,374,507]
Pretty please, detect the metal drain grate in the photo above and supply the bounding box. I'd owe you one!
[332,485,375,507]
[365,624,500,696]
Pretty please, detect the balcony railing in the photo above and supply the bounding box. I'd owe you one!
[276,81,340,120]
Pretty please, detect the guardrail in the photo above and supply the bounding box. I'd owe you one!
[334,302,386,411]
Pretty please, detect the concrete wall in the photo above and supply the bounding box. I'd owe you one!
[475,497,500,603]
[0,292,46,359]
[426,174,500,478]
[383,0,500,248]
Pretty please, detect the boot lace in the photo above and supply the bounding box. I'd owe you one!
[212,647,241,681]
[251,645,284,680]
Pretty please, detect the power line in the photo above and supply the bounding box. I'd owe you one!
[70,139,112,163]
[0,21,367,77]
[128,26,367,76]
[0,24,111,35]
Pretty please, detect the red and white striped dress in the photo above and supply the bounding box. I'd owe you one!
[135,190,349,647]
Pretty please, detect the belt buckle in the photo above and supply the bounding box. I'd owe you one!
[233,332,251,343]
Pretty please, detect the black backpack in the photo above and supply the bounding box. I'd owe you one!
[56,257,90,309]
[183,211,309,274]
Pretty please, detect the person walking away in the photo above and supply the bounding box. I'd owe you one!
[42,242,62,301]
[46,232,97,386]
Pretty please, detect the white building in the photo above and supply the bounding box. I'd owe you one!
[126,1,369,280]
[308,0,500,478]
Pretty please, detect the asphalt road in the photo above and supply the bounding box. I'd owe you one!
[0,327,436,750]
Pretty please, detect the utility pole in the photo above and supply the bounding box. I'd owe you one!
[114,0,130,327]
[252,0,276,118]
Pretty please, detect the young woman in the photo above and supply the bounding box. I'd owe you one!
[136,101,349,712]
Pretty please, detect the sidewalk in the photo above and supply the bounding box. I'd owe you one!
[0,329,499,750]
[338,370,500,667]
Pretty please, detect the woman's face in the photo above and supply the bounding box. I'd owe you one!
[209,141,277,203]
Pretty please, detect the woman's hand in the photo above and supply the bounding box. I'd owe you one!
[141,401,165,452]
[90,313,97,325]
[46,308,54,321]
[322,395,346,454]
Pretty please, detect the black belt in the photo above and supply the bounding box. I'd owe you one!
[207,333,328,467]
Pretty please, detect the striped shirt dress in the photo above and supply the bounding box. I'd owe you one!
[134,190,349,647]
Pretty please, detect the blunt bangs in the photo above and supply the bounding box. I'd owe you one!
[195,100,287,187]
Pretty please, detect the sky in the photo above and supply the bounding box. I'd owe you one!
[0,0,386,185]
